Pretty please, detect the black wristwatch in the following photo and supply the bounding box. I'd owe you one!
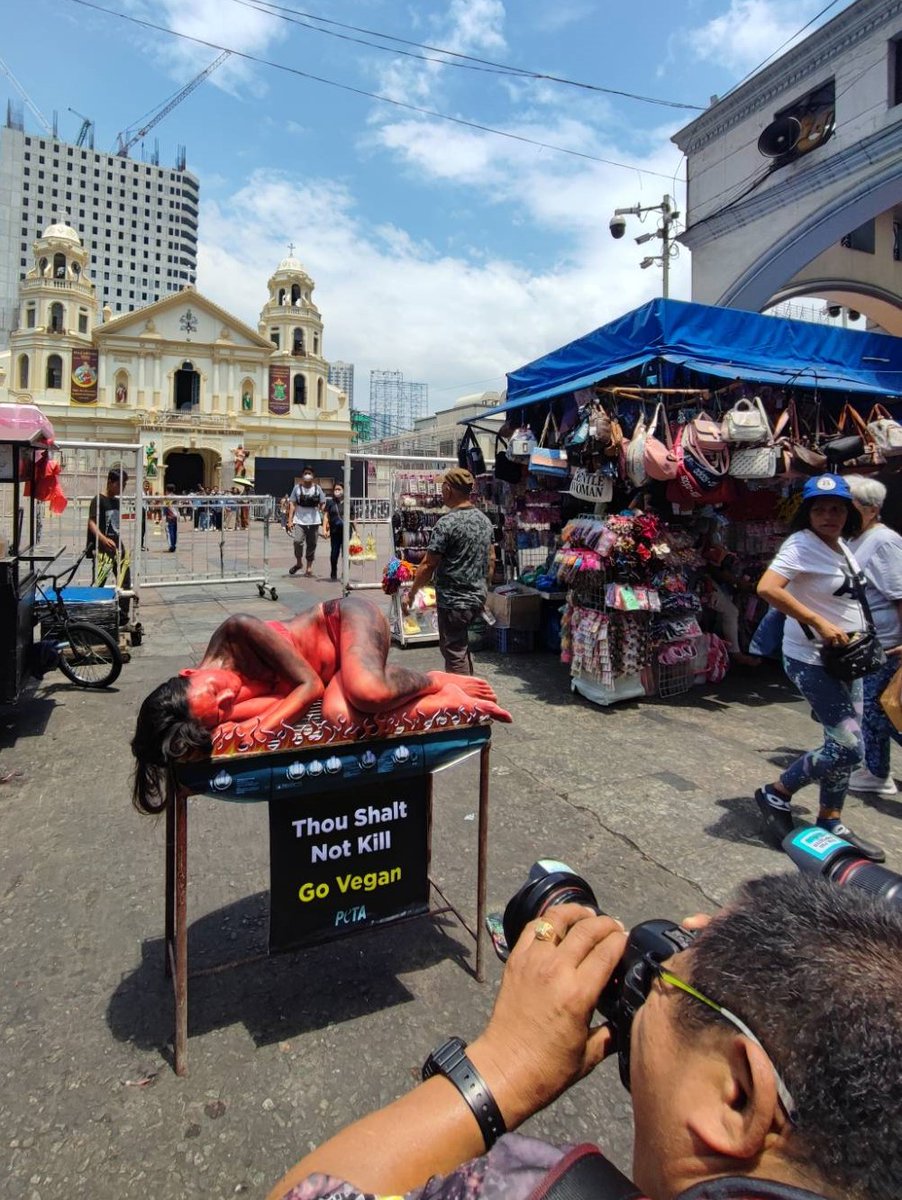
[422,1036,507,1150]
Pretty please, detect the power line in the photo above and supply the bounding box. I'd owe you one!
[719,0,846,99]
[230,0,706,111]
[60,0,681,180]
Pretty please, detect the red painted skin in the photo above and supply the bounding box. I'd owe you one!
[181,595,511,750]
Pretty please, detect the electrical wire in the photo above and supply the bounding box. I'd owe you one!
[61,0,682,180]
[228,0,706,111]
[718,0,846,99]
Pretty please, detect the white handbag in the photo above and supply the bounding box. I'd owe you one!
[507,427,537,460]
[866,404,902,457]
[722,396,770,444]
[568,468,613,504]
[728,444,778,479]
[625,411,649,487]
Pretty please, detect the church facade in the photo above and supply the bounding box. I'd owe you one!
[0,223,352,491]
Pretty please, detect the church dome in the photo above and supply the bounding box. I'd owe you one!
[278,255,306,273]
[42,222,81,245]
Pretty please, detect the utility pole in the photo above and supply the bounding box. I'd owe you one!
[609,194,679,298]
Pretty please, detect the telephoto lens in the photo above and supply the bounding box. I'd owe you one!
[783,826,902,910]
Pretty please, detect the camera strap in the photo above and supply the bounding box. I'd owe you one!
[526,1144,644,1200]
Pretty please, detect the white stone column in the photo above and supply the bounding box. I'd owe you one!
[153,354,162,406]
[227,360,236,403]
[138,352,147,402]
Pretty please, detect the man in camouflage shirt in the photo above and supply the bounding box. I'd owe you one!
[403,467,495,674]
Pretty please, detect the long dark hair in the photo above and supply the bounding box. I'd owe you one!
[130,676,212,814]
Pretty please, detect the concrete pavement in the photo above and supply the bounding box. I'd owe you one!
[1,543,899,1199]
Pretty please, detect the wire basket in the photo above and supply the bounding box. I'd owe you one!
[656,658,696,698]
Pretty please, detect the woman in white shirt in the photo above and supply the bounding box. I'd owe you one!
[756,474,884,862]
[847,475,902,798]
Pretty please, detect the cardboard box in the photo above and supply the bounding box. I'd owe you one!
[486,585,543,630]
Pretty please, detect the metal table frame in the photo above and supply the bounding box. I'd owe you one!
[163,737,491,1076]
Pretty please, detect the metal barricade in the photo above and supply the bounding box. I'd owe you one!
[38,440,143,623]
[136,493,278,601]
[341,453,456,595]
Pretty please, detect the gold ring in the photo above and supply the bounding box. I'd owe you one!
[534,919,559,944]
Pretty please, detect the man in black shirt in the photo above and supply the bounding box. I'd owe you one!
[87,467,131,619]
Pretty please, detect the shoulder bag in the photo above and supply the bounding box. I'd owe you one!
[803,541,886,681]
[624,408,649,487]
[507,426,537,461]
[729,404,776,478]
[528,412,569,478]
[785,401,827,475]
[722,396,770,444]
[568,468,613,504]
[457,426,486,477]
[643,403,679,481]
[866,403,902,457]
[493,434,523,484]
[689,409,728,453]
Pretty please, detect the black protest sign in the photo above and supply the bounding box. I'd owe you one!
[268,777,429,953]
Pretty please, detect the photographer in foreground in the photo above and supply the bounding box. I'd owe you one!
[268,873,901,1200]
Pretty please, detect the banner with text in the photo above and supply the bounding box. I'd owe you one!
[268,778,429,952]
[268,365,290,415]
[70,348,99,404]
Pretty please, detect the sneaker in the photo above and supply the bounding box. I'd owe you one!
[848,767,898,798]
[754,786,795,847]
[818,820,886,863]
[288,565,300,576]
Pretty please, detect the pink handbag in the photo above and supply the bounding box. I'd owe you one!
[689,409,728,453]
[643,403,678,481]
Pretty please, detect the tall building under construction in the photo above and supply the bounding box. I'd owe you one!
[368,368,428,439]
[0,112,199,348]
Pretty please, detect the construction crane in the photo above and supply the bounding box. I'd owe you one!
[0,55,52,134]
[114,50,232,158]
[68,107,95,148]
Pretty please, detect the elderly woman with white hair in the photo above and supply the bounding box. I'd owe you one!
[847,475,902,798]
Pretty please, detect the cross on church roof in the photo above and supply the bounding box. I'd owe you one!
[287,241,296,256]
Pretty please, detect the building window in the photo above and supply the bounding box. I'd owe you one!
[25,304,35,328]
[293,375,307,405]
[317,378,324,408]
[842,219,876,254]
[46,354,63,389]
[891,37,902,107]
[292,327,305,355]
[18,354,29,389]
[894,219,902,262]
[50,302,64,332]
[78,309,88,334]
[270,329,280,349]
[53,252,66,278]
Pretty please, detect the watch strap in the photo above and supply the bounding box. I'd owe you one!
[422,1037,506,1150]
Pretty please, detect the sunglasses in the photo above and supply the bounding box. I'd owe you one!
[651,962,798,1124]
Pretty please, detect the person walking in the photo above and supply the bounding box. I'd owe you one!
[163,498,178,552]
[846,475,902,798]
[86,466,132,622]
[287,467,325,577]
[322,483,352,582]
[403,467,494,675]
[755,473,884,861]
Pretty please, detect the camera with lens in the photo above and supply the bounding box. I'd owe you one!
[501,859,693,1090]
[609,214,627,239]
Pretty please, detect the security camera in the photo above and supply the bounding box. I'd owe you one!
[609,214,627,239]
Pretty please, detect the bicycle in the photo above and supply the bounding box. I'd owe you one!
[34,553,123,689]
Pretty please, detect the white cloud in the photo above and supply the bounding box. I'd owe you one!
[684,0,824,74]
[123,0,285,96]
[196,135,689,404]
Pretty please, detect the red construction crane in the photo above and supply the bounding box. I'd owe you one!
[114,50,232,157]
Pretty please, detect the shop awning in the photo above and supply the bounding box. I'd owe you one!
[484,298,902,417]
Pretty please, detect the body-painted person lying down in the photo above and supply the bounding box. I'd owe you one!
[131,595,511,814]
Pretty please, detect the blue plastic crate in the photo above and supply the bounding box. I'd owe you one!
[492,626,535,654]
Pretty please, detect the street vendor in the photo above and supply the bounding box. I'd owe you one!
[131,594,511,814]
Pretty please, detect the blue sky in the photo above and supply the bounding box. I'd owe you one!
[4,0,852,407]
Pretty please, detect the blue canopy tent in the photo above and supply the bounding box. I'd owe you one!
[483,298,902,418]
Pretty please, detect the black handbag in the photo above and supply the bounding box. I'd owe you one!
[457,427,486,477]
[803,542,886,681]
[494,435,524,484]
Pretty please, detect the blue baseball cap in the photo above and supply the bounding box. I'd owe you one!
[801,473,853,502]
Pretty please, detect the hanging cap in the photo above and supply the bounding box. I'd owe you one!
[801,473,852,502]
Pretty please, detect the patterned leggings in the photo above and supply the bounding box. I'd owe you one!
[781,655,864,813]
[862,657,902,779]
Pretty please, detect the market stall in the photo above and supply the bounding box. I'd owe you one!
[463,298,902,705]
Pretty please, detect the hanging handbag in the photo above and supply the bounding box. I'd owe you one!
[507,426,537,461]
[588,403,612,444]
[643,402,679,481]
[567,468,613,504]
[802,541,886,682]
[689,409,728,453]
[494,434,524,484]
[673,424,733,504]
[625,408,649,487]
[722,396,770,444]
[866,403,902,457]
[564,410,590,449]
[528,412,569,478]
[457,426,486,477]
[823,404,871,467]
[729,444,778,479]
[783,400,827,475]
